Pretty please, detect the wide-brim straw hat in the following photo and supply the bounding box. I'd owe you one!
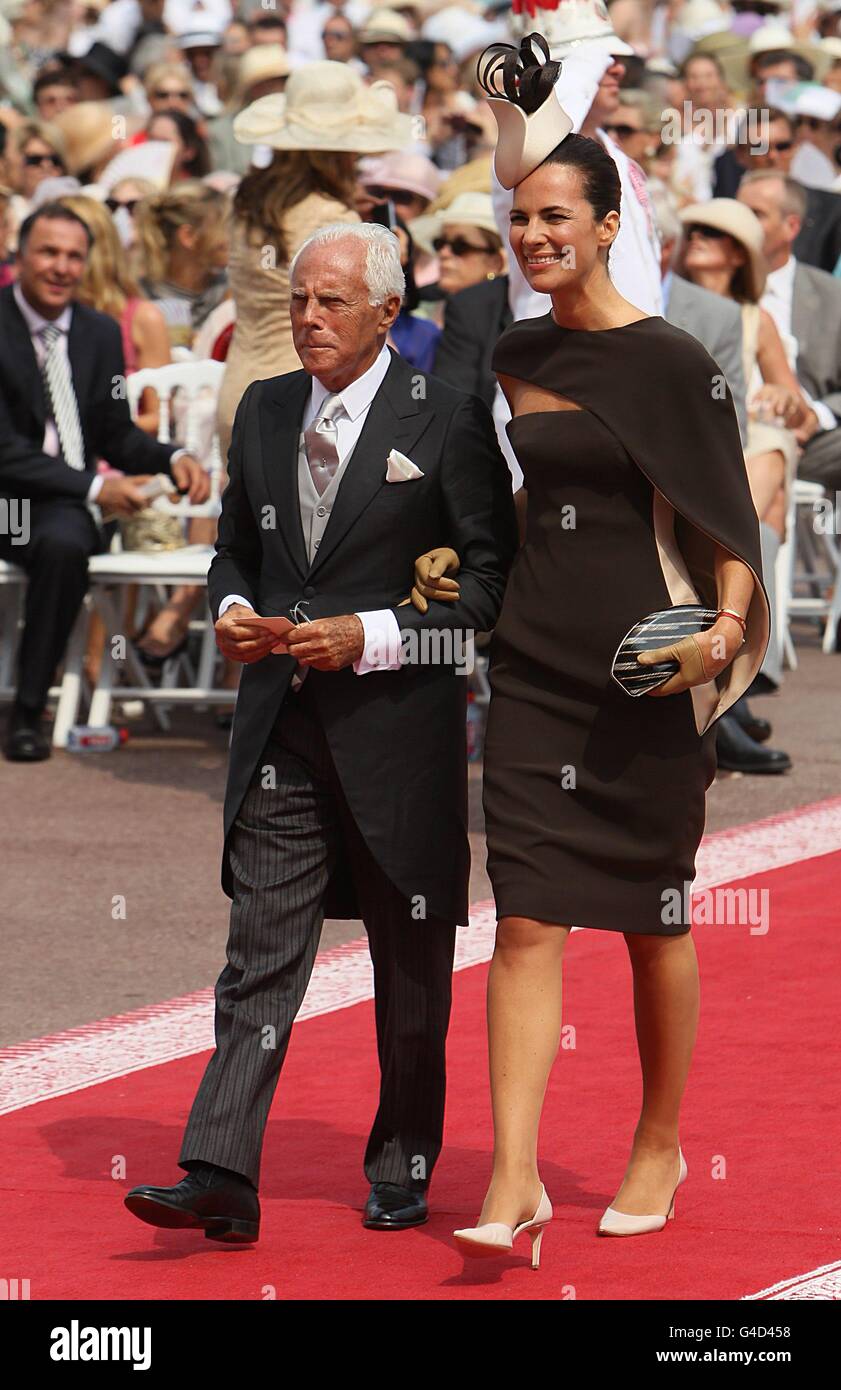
[236,43,291,97]
[53,103,120,176]
[233,60,414,153]
[409,190,501,254]
[679,198,767,301]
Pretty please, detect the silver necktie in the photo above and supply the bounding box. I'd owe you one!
[303,393,343,496]
[40,323,85,471]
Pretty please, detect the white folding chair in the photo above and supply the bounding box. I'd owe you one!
[75,360,232,739]
[780,480,841,659]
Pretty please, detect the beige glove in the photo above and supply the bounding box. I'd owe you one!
[398,547,461,614]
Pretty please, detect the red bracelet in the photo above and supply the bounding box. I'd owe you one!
[716,608,747,636]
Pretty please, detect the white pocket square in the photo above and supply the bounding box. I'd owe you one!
[385,449,424,483]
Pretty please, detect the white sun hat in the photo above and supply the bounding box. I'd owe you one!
[233,60,415,154]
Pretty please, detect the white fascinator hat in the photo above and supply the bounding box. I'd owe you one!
[477,32,574,190]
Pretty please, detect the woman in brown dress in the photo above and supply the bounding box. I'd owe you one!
[452,42,770,1264]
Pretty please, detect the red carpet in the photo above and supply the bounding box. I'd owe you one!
[4,851,840,1300]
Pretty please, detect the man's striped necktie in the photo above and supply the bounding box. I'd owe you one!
[39,323,86,472]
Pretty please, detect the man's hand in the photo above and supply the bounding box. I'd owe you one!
[214,603,278,664]
[97,474,157,516]
[171,453,210,504]
[284,616,365,671]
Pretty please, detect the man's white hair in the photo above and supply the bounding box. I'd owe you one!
[289,222,406,306]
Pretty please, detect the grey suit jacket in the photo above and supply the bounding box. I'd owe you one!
[792,260,841,424]
[665,273,748,445]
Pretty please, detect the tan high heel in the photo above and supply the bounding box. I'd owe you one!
[453,1186,553,1268]
[598,1148,687,1237]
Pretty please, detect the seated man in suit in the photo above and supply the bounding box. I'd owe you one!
[738,170,841,496]
[0,203,208,761]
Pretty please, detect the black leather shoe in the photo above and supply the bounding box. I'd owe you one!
[4,707,50,762]
[716,714,791,775]
[362,1182,428,1230]
[730,696,771,744]
[124,1163,260,1242]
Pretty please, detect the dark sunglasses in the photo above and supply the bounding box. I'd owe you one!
[796,116,830,131]
[153,88,191,100]
[24,152,63,168]
[105,197,139,215]
[365,185,419,206]
[323,27,351,39]
[750,139,794,154]
[433,234,494,257]
[603,123,642,138]
[686,223,729,240]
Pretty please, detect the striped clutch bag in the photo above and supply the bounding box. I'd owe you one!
[611,605,719,697]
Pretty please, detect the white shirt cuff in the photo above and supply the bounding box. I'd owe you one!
[218,594,254,619]
[353,609,403,674]
[811,399,836,433]
[86,474,104,503]
[170,448,189,464]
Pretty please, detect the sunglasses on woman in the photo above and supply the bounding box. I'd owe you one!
[750,139,794,155]
[602,123,642,139]
[433,235,494,257]
[105,198,140,215]
[364,185,418,206]
[153,89,191,101]
[686,223,729,241]
[24,152,63,168]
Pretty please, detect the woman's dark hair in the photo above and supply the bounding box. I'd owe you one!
[148,108,211,179]
[542,133,621,222]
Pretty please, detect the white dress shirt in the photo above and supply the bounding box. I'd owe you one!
[219,342,404,675]
[762,257,835,432]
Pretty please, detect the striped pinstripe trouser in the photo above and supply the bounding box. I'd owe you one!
[179,683,457,1190]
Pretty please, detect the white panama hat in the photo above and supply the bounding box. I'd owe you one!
[508,0,635,60]
[233,61,415,154]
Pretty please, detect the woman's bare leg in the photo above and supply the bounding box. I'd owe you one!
[608,930,699,1214]
[477,915,570,1227]
[745,450,785,525]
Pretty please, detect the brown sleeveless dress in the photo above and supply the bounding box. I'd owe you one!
[483,313,770,934]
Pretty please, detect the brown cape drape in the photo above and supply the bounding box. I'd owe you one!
[493,312,770,732]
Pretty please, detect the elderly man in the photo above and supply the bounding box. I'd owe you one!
[125,223,518,1243]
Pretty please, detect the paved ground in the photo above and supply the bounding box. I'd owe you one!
[3,624,838,1046]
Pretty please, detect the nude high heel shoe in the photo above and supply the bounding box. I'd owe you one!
[453,1186,553,1268]
[598,1149,687,1237]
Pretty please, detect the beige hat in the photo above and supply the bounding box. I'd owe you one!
[53,103,120,176]
[358,9,413,45]
[747,23,831,78]
[236,44,291,97]
[410,190,501,254]
[233,61,414,153]
[479,37,573,189]
[679,198,767,301]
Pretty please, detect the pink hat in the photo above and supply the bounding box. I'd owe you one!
[359,151,442,203]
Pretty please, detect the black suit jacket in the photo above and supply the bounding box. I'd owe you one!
[433,276,512,408]
[0,284,176,503]
[210,349,518,923]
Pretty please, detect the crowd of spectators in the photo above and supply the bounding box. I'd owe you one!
[1,0,841,766]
